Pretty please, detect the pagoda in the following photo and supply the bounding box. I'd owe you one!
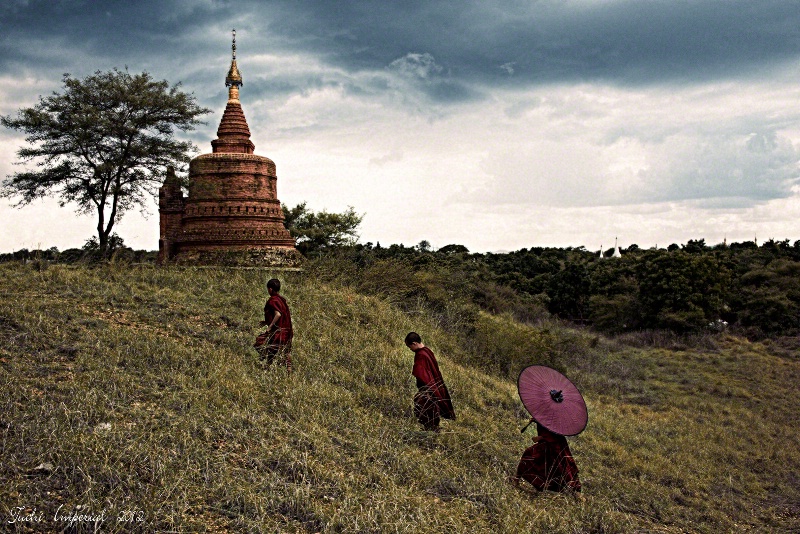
[158,31,298,265]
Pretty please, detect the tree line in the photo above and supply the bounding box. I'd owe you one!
[302,237,800,341]
[481,238,800,338]
[3,208,798,340]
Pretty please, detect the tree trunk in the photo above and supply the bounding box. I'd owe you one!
[95,179,120,259]
[96,204,114,259]
[102,184,120,258]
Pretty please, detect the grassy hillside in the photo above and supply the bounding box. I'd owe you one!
[0,262,798,533]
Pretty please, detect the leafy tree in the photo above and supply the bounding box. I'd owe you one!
[416,240,432,252]
[437,244,469,255]
[83,233,126,252]
[547,260,591,322]
[589,291,640,332]
[1,69,210,256]
[682,238,707,254]
[731,259,800,337]
[587,255,641,332]
[729,241,757,251]
[281,202,363,255]
[635,251,729,332]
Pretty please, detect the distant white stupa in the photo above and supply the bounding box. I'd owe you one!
[611,237,622,258]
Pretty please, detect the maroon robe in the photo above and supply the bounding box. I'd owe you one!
[412,347,455,430]
[516,423,581,492]
[254,293,293,371]
[261,294,293,346]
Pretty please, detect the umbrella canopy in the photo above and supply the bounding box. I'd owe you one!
[518,365,588,436]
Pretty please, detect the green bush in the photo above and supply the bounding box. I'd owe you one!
[466,312,560,377]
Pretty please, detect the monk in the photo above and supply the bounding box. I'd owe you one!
[254,278,293,372]
[512,420,581,492]
[404,332,455,432]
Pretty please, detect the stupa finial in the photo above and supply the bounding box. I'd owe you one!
[225,29,243,89]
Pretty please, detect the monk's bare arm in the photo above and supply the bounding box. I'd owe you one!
[260,310,281,328]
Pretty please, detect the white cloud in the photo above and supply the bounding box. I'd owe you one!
[447,77,800,212]
[388,53,444,80]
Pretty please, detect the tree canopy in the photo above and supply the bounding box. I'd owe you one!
[1,68,210,254]
[282,202,363,255]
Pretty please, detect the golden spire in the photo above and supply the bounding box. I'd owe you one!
[214,29,254,153]
[225,29,243,100]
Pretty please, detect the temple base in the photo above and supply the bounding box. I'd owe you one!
[168,247,305,267]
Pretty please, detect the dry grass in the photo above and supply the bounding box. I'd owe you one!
[0,263,798,533]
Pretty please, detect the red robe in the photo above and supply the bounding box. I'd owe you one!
[255,294,293,348]
[412,347,455,425]
[516,423,581,492]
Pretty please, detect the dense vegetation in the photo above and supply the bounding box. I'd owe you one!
[302,238,800,342]
[5,236,800,345]
[1,262,798,533]
[484,239,800,339]
[5,234,800,359]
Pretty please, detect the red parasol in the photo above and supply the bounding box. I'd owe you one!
[517,365,588,436]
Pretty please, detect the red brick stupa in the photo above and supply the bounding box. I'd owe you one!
[158,31,299,265]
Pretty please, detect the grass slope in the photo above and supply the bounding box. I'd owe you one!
[0,263,798,533]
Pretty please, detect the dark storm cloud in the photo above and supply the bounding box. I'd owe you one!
[265,0,800,86]
[4,2,205,63]
[3,0,800,103]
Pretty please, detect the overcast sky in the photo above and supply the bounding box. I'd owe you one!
[2,0,799,253]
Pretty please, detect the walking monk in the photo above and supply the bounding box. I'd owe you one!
[512,420,581,492]
[404,332,455,432]
[254,278,293,372]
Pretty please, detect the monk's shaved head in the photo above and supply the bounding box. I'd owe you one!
[405,332,422,345]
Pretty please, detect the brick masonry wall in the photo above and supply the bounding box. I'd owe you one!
[160,152,295,261]
[158,91,298,264]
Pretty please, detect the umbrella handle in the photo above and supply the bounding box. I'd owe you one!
[520,418,535,434]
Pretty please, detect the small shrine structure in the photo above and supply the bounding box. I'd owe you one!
[158,31,298,265]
